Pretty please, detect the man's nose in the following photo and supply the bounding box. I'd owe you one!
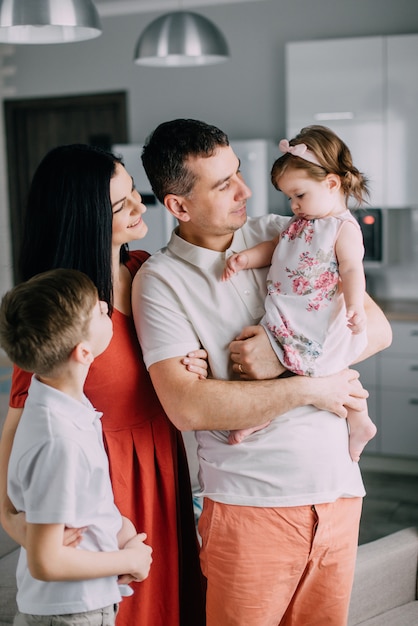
[237,177,252,200]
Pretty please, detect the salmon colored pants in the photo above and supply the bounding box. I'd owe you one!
[198,497,362,626]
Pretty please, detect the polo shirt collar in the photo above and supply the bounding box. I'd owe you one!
[167,226,248,269]
[28,375,102,431]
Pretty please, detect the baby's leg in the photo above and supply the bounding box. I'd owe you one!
[346,399,377,462]
[228,421,271,445]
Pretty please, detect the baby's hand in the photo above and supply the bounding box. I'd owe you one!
[122,532,153,582]
[222,252,249,281]
[346,308,367,334]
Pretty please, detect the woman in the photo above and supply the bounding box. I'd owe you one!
[0,144,206,625]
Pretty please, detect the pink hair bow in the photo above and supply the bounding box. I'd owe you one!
[278,139,321,167]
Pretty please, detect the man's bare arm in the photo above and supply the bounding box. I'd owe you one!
[148,292,390,433]
[229,293,392,379]
[148,358,366,432]
[352,293,392,362]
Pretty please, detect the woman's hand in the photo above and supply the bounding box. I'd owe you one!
[3,506,27,547]
[229,326,286,380]
[182,349,209,380]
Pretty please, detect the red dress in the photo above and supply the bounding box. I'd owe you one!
[10,251,206,626]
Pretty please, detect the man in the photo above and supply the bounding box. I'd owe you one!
[132,119,392,626]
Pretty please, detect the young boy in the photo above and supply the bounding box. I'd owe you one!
[0,268,152,626]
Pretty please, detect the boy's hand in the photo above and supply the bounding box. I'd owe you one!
[222,252,249,281]
[63,526,86,548]
[182,348,209,380]
[121,532,153,582]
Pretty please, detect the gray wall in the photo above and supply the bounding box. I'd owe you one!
[8,0,418,143]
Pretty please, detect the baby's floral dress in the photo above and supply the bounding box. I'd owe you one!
[262,211,367,377]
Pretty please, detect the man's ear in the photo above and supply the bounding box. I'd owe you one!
[164,194,191,222]
[72,342,94,366]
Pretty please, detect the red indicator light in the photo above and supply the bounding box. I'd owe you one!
[362,215,376,225]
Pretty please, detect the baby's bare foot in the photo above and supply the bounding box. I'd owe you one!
[228,422,271,445]
[349,419,377,462]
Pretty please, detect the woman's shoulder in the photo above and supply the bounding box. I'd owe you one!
[126,249,151,276]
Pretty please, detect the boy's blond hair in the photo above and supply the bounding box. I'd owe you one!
[0,269,98,376]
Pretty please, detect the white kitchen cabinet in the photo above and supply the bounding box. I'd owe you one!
[286,37,385,207]
[379,322,418,457]
[286,34,418,209]
[386,35,418,208]
[355,321,418,459]
[353,354,380,454]
[286,37,385,126]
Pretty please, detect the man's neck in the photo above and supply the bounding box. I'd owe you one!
[177,225,234,253]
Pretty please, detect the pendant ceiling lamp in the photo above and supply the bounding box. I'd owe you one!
[133,11,230,67]
[0,0,102,44]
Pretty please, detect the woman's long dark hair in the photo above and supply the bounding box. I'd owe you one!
[19,144,128,312]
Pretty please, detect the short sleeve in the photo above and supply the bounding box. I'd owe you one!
[9,365,32,409]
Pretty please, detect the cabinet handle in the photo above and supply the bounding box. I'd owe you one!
[409,399,418,405]
[411,330,418,336]
[410,365,418,371]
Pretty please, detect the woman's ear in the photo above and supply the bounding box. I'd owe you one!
[164,194,191,222]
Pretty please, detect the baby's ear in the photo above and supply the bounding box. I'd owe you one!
[327,173,341,191]
[72,342,94,366]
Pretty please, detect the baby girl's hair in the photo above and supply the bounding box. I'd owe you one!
[271,125,369,207]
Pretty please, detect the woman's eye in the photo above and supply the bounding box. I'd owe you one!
[113,201,125,215]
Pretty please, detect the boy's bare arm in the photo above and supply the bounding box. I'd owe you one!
[26,522,152,583]
[117,516,137,548]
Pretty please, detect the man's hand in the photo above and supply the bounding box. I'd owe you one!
[229,325,286,380]
[307,368,369,418]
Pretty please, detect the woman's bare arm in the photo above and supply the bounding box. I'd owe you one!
[0,407,25,545]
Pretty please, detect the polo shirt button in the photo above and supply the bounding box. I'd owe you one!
[244,290,250,295]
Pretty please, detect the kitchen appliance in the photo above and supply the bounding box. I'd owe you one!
[354,207,410,268]
[355,208,383,264]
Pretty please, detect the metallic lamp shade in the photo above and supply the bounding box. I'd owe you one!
[133,11,230,67]
[0,0,102,44]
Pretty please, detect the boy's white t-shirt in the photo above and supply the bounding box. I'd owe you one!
[8,376,123,615]
[133,215,365,508]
